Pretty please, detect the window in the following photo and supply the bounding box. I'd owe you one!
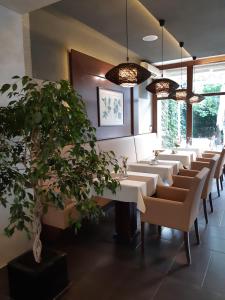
[192,62,225,149]
[157,68,187,148]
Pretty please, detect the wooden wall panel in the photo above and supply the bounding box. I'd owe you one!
[69,49,132,140]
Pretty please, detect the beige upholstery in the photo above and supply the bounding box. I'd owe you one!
[42,200,80,230]
[141,168,209,232]
[203,149,225,179]
[97,136,137,164]
[141,168,209,264]
[134,133,161,161]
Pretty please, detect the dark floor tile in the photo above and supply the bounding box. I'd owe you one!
[202,251,225,295]
[200,234,225,253]
[153,277,224,300]
[198,209,224,227]
[168,246,211,287]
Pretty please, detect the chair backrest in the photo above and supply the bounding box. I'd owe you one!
[214,148,225,178]
[184,167,209,230]
[191,156,218,199]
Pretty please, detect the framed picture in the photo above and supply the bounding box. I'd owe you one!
[97,87,124,126]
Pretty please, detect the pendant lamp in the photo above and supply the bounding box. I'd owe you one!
[105,0,151,87]
[170,42,194,101]
[146,20,179,98]
[188,56,205,104]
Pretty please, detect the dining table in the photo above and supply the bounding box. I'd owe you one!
[138,159,182,174]
[96,171,163,243]
[157,149,196,167]
[127,162,176,185]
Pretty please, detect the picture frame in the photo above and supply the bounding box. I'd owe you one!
[97,87,124,126]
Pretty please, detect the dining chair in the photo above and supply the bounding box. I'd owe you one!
[140,168,209,265]
[176,156,218,224]
[202,148,225,197]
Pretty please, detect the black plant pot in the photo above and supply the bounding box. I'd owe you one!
[7,248,69,300]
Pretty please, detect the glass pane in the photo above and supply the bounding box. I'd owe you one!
[193,62,225,94]
[157,67,187,148]
[163,67,187,88]
[158,100,187,148]
[192,95,224,149]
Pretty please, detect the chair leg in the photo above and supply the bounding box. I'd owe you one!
[194,218,200,245]
[158,225,162,236]
[184,232,191,265]
[141,222,145,253]
[216,178,220,197]
[220,175,223,190]
[203,198,208,224]
[209,192,213,213]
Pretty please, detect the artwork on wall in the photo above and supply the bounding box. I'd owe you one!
[97,87,124,126]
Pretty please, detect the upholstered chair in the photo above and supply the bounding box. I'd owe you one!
[140,168,209,265]
[202,149,225,197]
[176,156,218,224]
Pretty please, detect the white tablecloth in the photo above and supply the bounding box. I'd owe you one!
[157,150,196,167]
[96,171,162,213]
[172,147,202,157]
[128,163,174,185]
[138,159,182,174]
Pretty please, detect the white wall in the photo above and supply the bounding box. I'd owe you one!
[29,8,140,81]
[0,4,31,267]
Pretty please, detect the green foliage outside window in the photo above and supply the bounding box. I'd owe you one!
[193,84,221,138]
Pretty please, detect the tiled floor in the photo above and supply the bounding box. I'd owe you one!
[1,184,225,300]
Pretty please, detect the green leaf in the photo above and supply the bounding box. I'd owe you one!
[34,112,42,124]
[1,84,10,94]
[12,84,17,91]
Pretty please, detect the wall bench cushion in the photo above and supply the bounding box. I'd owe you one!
[134,133,161,162]
[97,136,137,163]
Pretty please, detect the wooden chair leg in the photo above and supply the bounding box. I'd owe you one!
[216,178,220,197]
[209,192,213,213]
[203,199,208,224]
[141,222,145,253]
[194,218,200,244]
[184,232,191,265]
[220,175,223,190]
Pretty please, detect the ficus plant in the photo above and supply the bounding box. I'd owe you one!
[0,76,120,263]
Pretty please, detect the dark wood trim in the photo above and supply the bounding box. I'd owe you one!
[203,198,208,224]
[184,232,191,265]
[152,94,158,133]
[200,92,225,97]
[194,218,200,244]
[209,192,213,212]
[157,54,225,70]
[186,66,193,142]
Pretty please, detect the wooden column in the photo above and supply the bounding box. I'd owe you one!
[152,94,158,133]
[186,66,193,143]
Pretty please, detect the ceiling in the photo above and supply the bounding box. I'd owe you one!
[0,0,61,14]
[2,0,224,62]
[140,0,225,59]
[45,0,189,63]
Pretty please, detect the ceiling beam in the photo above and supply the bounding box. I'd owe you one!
[157,55,225,70]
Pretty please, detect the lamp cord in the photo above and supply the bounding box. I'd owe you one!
[162,25,164,77]
[180,45,183,88]
[126,0,129,62]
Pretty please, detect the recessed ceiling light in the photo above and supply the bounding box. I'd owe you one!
[143,35,158,42]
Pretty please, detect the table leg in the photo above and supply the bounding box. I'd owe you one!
[114,201,138,243]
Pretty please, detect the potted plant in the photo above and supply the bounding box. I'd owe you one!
[0,76,120,300]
